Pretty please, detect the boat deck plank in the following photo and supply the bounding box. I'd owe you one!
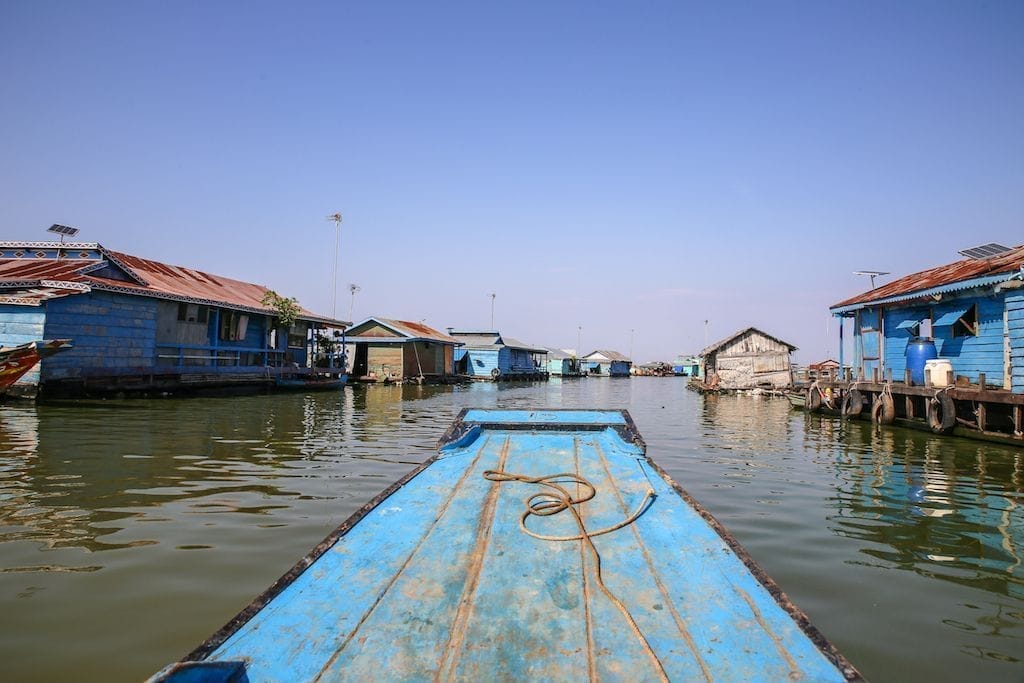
[161,410,855,682]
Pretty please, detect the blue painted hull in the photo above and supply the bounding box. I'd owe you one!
[152,409,859,682]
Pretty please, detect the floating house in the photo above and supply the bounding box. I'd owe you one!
[672,354,701,377]
[545,348,583,377]
[816,243,1024,444]
[448,331,548,380]
[581,350,632,377]
[830,243,1024,391]
[699,328,796,390]
[346,318,460,383]
[0,241,347,396]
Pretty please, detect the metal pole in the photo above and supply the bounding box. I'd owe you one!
[490,293,496,329]
[629,329,634,360]
[577,326,582,355]
[327,213,343,319]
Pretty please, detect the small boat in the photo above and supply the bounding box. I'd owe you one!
[786,390,807,409]
[152,409,860,682]
[273,374,347,391]
[0,339,72,395]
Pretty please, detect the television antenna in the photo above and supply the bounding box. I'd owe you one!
[853,270,890,289]
[348,283,360,322]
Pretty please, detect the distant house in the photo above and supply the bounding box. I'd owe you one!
[545,348,583,377]
[672,354,701,377]
[808,359,840,380]
[449,330,549,380]
[581,350,631,377]
[830,243,1024,391]
[346,317,461,382]
[699,328,796,390]
[0,241,346,396]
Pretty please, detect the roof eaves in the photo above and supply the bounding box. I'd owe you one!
[829,272,1017,315]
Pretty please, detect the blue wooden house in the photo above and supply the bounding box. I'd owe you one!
[545,348,583,377]
[830,244,1024,392]
[0,241,348,396]
[448,331,548,380]
[581,350,632,377]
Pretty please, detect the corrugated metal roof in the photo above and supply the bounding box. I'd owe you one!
[449,332,503,349]
[583,349,631,362]
[699,327,797,356]
[500,337,548,353]
[830,244,1024,312]
[348,317,460,344]
[0,242,347,326]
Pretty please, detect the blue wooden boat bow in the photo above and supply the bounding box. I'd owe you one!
[152,409,861,682]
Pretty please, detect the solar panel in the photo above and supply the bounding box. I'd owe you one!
[48,224,79,236]
[958,243,1011,259]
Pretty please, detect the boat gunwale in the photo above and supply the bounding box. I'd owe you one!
[163,408,862,681]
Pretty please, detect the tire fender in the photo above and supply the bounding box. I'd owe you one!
[490,367,501,379]
[871,393,895,425]
[927,393,957,434]
[842,389,863,417]
[806,386,822,412]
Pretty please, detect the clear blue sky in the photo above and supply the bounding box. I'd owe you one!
[2,1,1021,363]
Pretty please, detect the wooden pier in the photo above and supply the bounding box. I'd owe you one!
[806,368,1023,446]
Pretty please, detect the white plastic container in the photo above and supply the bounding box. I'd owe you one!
[925,359,953,387]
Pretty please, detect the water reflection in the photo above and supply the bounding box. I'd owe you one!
[1,382,1022,682]
[829,419,1024,597]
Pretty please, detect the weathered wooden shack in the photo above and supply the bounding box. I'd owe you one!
[0,241,346,396]
[449,331,548,380]
[545,348,583,377]
[699,328,796,390]
[346,318,460,382]
[581,350,632,377]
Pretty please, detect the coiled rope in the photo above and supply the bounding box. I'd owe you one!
[482,469,667,682]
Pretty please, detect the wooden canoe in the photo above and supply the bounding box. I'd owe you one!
[152,409,860,682]
[0,339,72,394]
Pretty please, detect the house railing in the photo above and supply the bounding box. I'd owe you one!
[156,344,288,368]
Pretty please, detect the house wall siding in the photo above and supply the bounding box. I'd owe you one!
[1007,291,1024,393]
[42,292,157,380]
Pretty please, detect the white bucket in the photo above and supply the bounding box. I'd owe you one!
[925,359,953,387]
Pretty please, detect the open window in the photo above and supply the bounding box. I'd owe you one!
[933,303,977,338]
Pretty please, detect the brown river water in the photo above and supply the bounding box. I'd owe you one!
[0,378,1021,681]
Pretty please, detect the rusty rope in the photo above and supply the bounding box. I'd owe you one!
[482,469,666,682]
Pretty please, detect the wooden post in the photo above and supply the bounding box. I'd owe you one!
[886,368,892,383]
[946,369,954,386]
[905,368,912,386]
[977,403,987,432]
[872,367,879,383]
[978,372,986,388]
[1014,406,1022,435]
[905,396,914,419]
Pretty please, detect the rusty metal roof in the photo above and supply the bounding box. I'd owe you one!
[348,317,460,344]
[831,244,1024,311]
[0,242,346,326]
[700,327,797,356]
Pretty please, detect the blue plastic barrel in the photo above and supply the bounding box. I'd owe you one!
[905,338,938,386]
